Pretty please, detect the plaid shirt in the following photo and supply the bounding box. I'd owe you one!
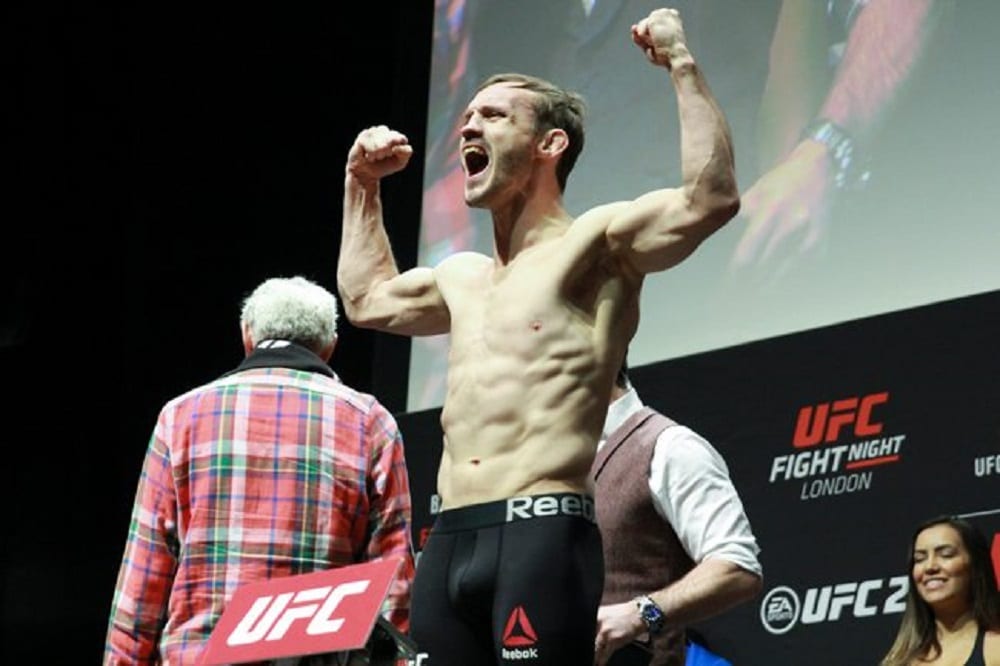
[104,362,415,665]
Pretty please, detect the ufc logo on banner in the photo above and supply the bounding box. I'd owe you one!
[793,392,889,448]
[226,580,370,645]
[197,558,403,665]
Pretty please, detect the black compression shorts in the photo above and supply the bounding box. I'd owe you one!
[410,493,604,665]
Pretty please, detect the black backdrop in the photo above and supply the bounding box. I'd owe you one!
[4,2,431,662]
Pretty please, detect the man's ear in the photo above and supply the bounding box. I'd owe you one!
[538,128,568,159]
[318,338,337,363]
[241,322,255,356]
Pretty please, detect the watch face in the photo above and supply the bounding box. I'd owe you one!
[639,598,665,634]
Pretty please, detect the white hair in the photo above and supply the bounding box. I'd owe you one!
[240,276,338,352]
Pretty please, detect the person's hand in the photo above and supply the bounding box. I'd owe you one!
[594,600,646,666]
[631,8,690,70]
[347,125,414,184]
[731,139,834,275]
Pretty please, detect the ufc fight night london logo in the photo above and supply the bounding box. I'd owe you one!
[768,391,907,500]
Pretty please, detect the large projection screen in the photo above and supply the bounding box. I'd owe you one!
[409,0,999,411]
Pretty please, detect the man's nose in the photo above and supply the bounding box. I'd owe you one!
[460,115,482,138]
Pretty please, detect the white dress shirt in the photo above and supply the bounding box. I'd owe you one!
[599,387,762,577]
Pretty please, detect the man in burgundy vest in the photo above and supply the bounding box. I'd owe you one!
[591,362,763,666]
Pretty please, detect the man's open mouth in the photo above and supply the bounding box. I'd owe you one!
[462,145,489,176]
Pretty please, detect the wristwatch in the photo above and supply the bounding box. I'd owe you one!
[802,118,870,190]
[634,595,666,636]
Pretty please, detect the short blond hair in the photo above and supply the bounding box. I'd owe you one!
[240,276,338,353]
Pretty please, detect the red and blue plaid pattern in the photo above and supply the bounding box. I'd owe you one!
[104,368,415,665]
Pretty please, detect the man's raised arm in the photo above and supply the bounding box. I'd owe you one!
[338,125,450,336]
[606,8,740,275]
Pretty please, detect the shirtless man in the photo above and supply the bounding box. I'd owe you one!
[337,8,739,665]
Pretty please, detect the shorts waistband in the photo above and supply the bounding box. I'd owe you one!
[432,493,596,532]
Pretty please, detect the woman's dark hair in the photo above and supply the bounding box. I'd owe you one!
[879,515,1000,666]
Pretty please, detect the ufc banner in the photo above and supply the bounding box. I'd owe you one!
[396,290,1000,665]
[198,558,403,665]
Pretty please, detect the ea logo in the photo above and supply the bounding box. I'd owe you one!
[760,586,800,635]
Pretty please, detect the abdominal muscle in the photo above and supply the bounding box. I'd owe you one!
[433,226,638,509]
[436,444,595,509]
[436,314,621,509]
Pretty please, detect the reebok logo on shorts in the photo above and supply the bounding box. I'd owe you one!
[502,605,539,659]
[504,494,595,523]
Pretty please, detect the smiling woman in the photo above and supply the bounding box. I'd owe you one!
[879,516,1000,666]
